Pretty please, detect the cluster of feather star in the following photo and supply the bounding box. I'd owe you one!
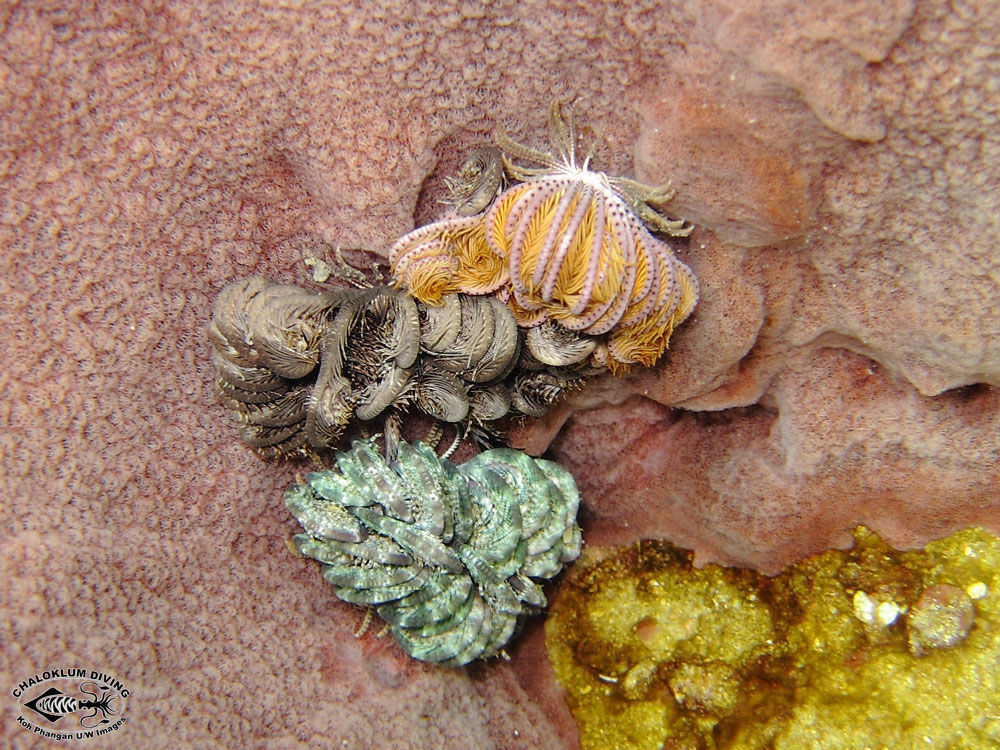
[390,103,699,374]
[210,276,599,457]
[285,438,582,665]
[208,105,694,666]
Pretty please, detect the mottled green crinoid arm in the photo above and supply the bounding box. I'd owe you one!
[378,572,472,629]
[456,462,525,567]
[341,439,416,522]
[285,437,583,666]
[329,567,431,606]
[392,592,488,664]
[292,532,412,567]
[529,457,583,570]
[284,483,367,543]
[389,440,464,539]
[463,449,582,579]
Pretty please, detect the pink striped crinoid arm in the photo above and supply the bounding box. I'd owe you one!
[605,251,699,371]
[487,177,648,334]
[389,222,461,303]
[544,194,635,335]
[391,213,506,304]
[448,216,508,295]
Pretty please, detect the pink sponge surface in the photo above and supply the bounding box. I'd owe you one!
[3,1,997,747]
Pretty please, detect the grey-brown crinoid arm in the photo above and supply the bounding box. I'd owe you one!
[286,438,582,666]
[443,147,505,217]
[210,278,591,457]
[612,177,693,238]
[495,133,560,183]
[209,278,342,455]
[493,101,693,238]
[496,101,578,181]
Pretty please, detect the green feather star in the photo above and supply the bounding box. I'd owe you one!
[285,438,582,666]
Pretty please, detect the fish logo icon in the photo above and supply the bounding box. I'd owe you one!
[23,682,122,728]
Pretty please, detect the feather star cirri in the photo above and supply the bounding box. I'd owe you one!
[389,103,699,374]
[285,437,582,666]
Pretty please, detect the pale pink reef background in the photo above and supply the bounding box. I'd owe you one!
[2,1,998,747]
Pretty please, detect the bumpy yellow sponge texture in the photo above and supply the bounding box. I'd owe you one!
[546,526,1000,750]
